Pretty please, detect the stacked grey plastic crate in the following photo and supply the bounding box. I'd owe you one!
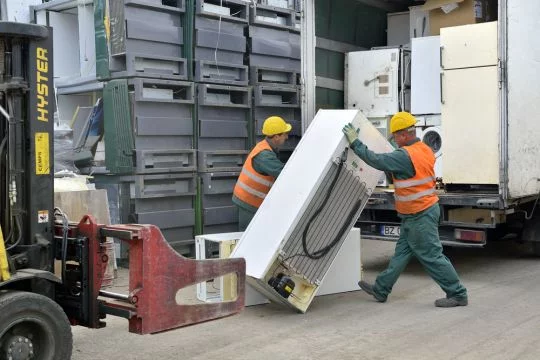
[99,0,197,256]
[250,0,302,162]
[194,0,252,235]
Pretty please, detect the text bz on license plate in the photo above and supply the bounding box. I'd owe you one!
[381,225,400,236]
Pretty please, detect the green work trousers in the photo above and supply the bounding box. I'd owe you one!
[238,206,256,231]
[373,203,468,301]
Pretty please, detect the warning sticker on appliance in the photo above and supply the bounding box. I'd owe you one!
[38,210,49,223]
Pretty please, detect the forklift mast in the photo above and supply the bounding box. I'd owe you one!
[0,22,56,292]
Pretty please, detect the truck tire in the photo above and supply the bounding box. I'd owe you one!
[0,290,72,360]
[522,210,540,256]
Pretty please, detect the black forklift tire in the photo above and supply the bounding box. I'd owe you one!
[0,290,72,360]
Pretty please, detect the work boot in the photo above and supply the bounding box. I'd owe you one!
[434,297,468,307]
[358,281,386,303]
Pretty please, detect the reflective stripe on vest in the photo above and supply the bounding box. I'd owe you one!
[393,176,436,189]
[236,181,268,199]
[241,168,274,187]
[233,139,276,208]
[393,141,439,215]
[394,187,436,202]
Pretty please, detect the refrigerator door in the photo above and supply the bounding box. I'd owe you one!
[411,36,441,115]
[440,21,498,70]
[442,66,499,185]
[345,49,400,117]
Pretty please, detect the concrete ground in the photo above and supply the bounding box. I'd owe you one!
[72,239,540,360]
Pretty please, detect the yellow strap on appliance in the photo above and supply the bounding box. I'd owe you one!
[0,226,11,281]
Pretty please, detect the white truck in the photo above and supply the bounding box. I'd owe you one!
[299,0,540,252]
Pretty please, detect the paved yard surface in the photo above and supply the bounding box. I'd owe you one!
[72,239,540,360]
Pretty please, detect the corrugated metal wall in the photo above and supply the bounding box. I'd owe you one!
[315,0,387,110]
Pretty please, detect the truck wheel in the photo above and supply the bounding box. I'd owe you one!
[532,243,540,257]
[522,210,540,256]
[0,291,72,360]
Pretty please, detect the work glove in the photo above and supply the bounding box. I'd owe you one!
[342,123,359,145]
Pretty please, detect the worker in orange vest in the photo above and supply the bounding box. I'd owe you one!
[233,116,292,231]
[342,112,468,307]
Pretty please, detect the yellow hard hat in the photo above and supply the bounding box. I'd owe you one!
[390,112,417,134]
[262,116,292,136]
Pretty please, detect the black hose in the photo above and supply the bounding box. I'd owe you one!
[301,158,366,260]
[5,215,22,251]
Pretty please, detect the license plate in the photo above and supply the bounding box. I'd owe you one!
[381,225,400,236]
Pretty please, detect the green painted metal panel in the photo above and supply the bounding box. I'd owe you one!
[315,48,344,80]
[316,88,344,110]
[94,0,111,80]
[194,176,203,235]
[353,4,387,49]
[315,0,387,46]
[103,80,135,174]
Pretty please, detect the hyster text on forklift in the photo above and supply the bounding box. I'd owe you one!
[0,22,246,360]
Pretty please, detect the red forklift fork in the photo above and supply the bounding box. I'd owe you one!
[76,215,246,335]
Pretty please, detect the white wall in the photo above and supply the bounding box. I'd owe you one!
[78,3,96,78]
[48,11,81,79]
[3,0,42,22]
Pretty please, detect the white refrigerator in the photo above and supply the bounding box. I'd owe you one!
[440,21,499,185]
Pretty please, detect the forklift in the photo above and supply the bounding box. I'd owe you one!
[0,22,246,360]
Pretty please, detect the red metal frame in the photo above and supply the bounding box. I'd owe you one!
[78,216,246,335]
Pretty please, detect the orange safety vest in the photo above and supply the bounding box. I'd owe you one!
[233,140,276,208]
[393,141,439,215]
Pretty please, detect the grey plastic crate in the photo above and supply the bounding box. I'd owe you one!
[195,0,249,23]
[194,17,247,65]
[169,240,196,257]
[194,47,245,66]
[129,78,195,104]
[197,83,251,107]
[133,173,196,199]
[197,111,250,151]
[110,53,188,80]
[203,205,237,224]
[199,171,239,233]
[259,0,301,11]
[248,55,301,72]
[132,173,196,213]
[250,4,299,32]
[197,150,248,172]
[203,221,239,235]
[249,66,299,87]
[248,25,301,59]
[197,84,251,151]
[200,171,238,200]
[134,195,194,213]
[258,0,295,9]
[107,1,186,78]
[135,208,195,242]
[135,149,196,174]
[129,79,195,150]
[125,0,186,12]
[195,60,248,86]
[254,85,300,107]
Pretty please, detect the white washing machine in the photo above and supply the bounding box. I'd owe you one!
[417,126,443,178]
